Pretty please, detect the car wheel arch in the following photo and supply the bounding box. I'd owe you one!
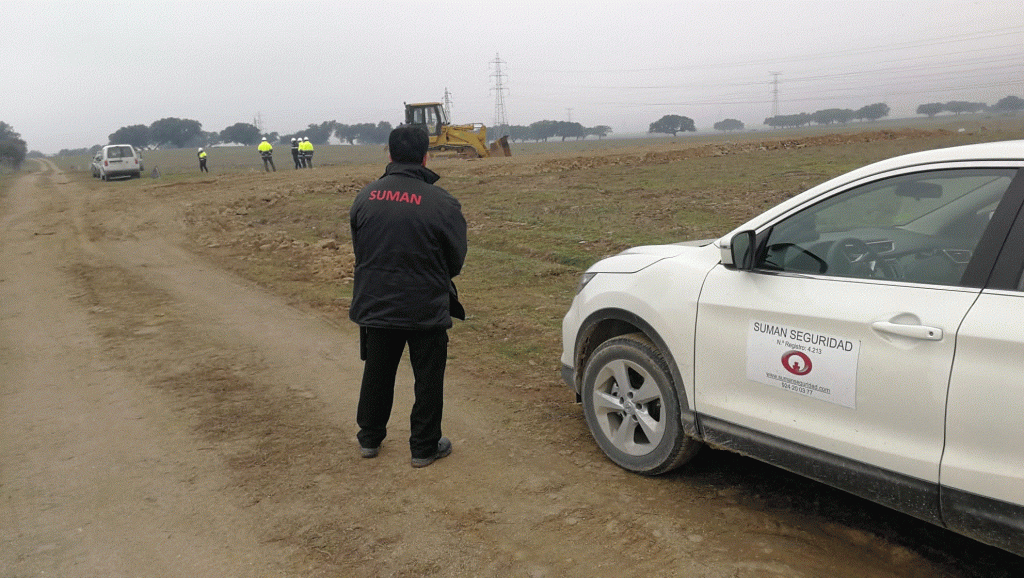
[574,308,698,438]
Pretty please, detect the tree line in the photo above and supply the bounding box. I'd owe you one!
[764,103,892,129]
[503,121,612,142]
[645,115,747,135]
[58,118,399,156]
[765,96,1023,129]
[58,117,616,156]
[916,96,1024,117]
[645,103,890,136]
[652,94,1023,134]
[0,122,28,171]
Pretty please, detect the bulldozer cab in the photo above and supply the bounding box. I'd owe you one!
[404,102,448,137]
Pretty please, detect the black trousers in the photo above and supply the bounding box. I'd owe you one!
[199,159,208,172]
[292,150,301,169]
[262,156,276,171]
[356,327,448,459]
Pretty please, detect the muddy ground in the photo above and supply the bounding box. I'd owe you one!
[3,136,1023,577]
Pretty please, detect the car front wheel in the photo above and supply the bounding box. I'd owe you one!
[581,333,700,475]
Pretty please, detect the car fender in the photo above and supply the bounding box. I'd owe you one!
[567,246,720,437]
[573,305,700,438]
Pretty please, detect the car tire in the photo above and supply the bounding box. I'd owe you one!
[581,333,701,475]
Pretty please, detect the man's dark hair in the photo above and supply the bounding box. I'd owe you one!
[389,126,430,163]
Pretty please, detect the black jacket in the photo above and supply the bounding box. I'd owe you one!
[349,162,467,330]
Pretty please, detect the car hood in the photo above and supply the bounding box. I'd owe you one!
[587,239,716,274]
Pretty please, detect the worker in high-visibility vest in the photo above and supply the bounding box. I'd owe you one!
[197,148,208,173]
[258,137,275,172]
[300,137,314,168]
[290,138,302,169]
[297,137,308,168]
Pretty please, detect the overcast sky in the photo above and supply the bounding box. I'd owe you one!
[5,0,1022,154]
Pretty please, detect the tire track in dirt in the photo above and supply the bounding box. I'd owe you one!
[0,160,287,577]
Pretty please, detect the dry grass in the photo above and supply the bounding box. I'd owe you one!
[58,115,1024,388]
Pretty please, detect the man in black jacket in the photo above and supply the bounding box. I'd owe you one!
[349,126,467,468]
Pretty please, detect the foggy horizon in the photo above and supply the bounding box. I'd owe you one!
[5,0,1021,154]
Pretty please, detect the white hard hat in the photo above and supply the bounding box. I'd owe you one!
[261,137,267,141]
[303,137,309,141]
[198,147,203,152]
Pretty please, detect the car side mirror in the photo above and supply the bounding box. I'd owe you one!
[723,230,756,270]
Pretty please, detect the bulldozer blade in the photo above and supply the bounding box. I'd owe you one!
[490,136,512,157]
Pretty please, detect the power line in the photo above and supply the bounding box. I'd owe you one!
[591,77,1022,109]
[509,23,1023,124]
[522,53,1023,93]
[519,55,1022,110]
[533,25,1024,75]
[516,24,1021,114]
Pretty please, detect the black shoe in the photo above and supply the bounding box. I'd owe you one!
[360,445,380,459]
[411,437,452,468]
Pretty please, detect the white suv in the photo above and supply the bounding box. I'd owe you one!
[97,144,141,180]
[561,140,1024,555]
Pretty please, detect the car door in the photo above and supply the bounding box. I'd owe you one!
[106,146,123,171]
[693,165,1021,520]
[940,211,1024,553]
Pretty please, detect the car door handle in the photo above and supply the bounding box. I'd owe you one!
[871,321,943,341]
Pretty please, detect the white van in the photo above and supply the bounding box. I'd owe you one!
[98,144,142,180]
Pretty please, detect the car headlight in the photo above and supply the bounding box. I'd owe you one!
[576,272,597,294]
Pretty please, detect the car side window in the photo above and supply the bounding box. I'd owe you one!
[757,169,1016,287]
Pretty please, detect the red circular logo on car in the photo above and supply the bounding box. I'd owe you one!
[781,351,813,376]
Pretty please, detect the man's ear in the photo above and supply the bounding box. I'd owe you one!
[421,153,429,166]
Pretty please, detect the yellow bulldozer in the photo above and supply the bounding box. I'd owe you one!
[404,102,511,158]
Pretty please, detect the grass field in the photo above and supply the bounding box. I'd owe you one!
[50,114,1024,386]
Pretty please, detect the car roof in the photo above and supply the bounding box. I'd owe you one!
[805,139,1024,200]
[859,139,1024,171]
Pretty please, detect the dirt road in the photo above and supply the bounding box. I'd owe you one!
[0,159,1016,577]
